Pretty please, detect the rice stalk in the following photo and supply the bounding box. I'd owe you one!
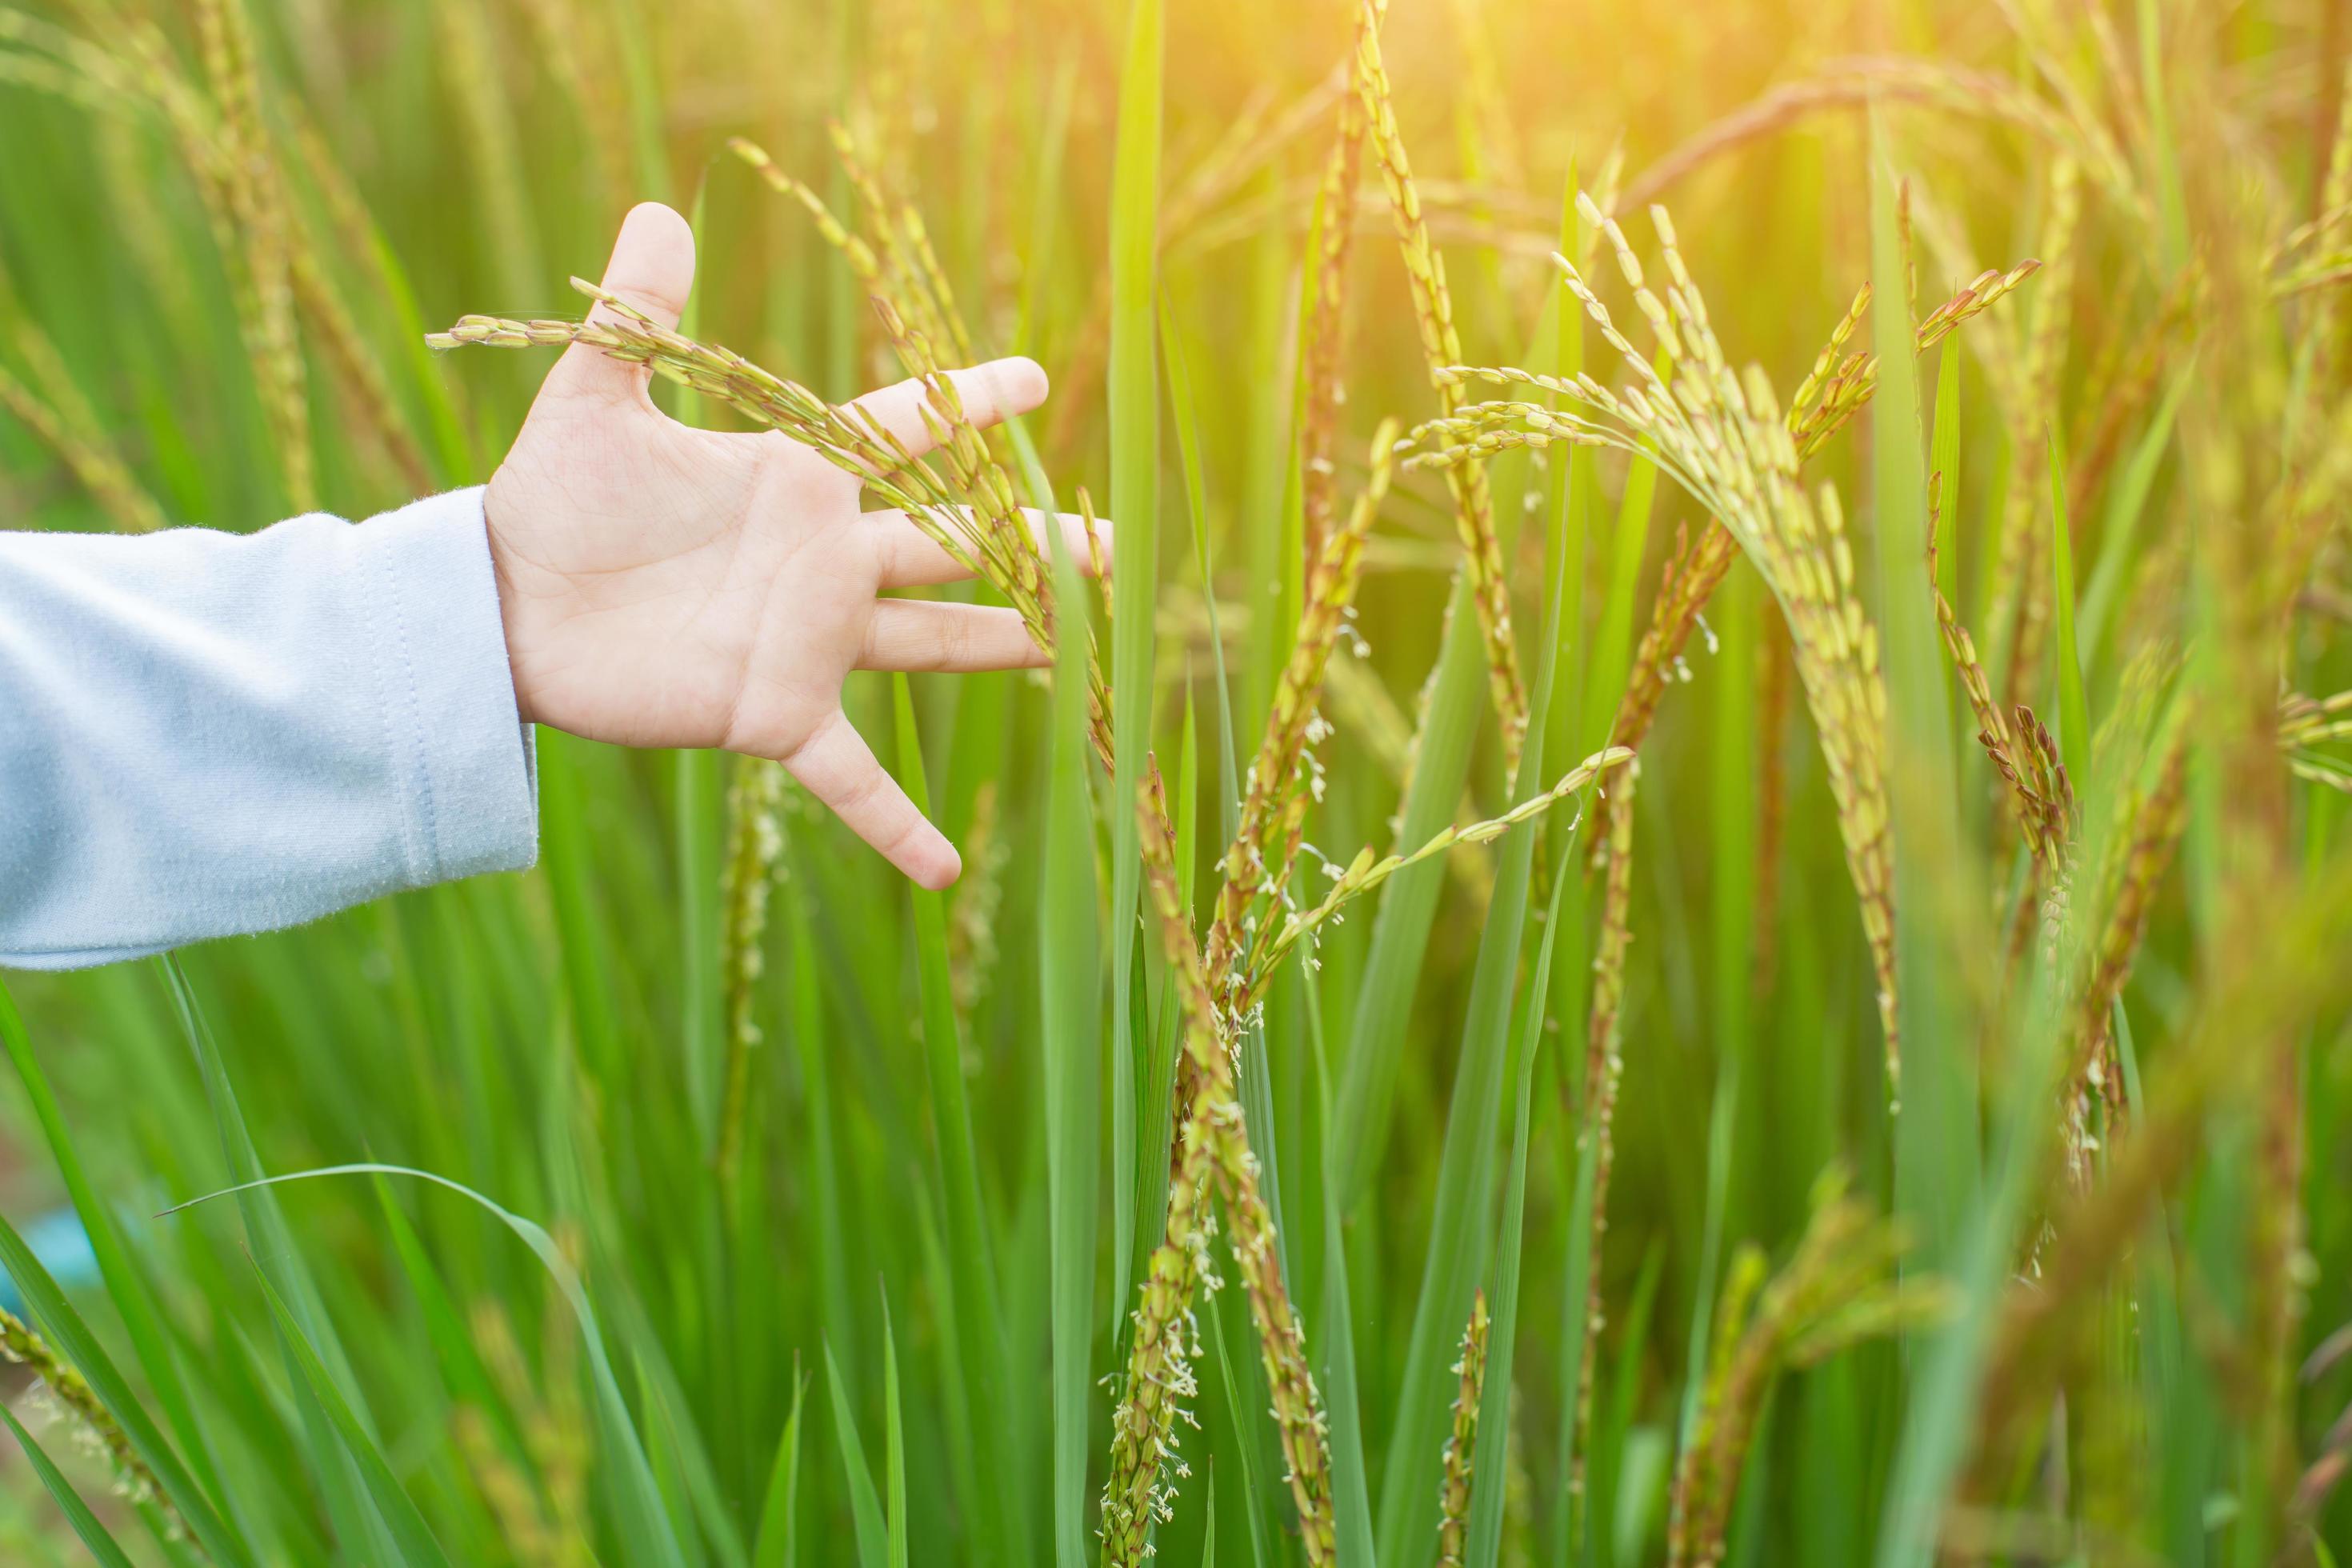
[1663,1168,1948,1568]
[1104,771,1337,1566]
[1986,157,2082,706]
[1624,53,2139,221]
[1750,622,1790,994]
[1354,0,1528,771]
[1925,495,2071,899]
[1434,1289,1490,1568]
[193,0,312,511]
[714,757,786,1182]
[826,118,969,366]
[506,0,628,216]
[0,330,166,534]
[2065,269,2196,523]
[1972,853,2352,1490]
[1204,421,1398,1010]
[1297,42,1373,565]
[1567,756,1637,1522]
[1242,743,1633,993]
[1048,65,1350,454]
[287,254,435,494]
[2060,738,2186,1181]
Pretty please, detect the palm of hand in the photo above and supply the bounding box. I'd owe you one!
[480,203,1090,889]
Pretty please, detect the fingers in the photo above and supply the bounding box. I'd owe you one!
[782,710,960,889]
[860,601,1048,673]
[842,357,1050,462]
[544,202,697,406]
[866,508,1113,588]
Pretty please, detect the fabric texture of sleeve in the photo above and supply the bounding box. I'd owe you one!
[0,486,538,970]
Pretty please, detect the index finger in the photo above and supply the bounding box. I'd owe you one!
[843,357,1050,462]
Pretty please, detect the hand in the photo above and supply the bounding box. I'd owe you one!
[483,203,1101,889]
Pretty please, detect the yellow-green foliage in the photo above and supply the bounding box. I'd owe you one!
[3,0,2352,1563]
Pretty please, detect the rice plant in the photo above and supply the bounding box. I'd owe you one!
[3,0,2352,1562]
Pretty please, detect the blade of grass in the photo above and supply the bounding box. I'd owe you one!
[1106,0,1166,1375]
[1131,288,1215,1338]
[1930,345,1961,618]
[160,957,398,1565]
[825,1342,887,1568]
[2047,426,2090,781]
[0,1196,249,1566]
[883,1296,908,1568]
[0,980,229,1511]
[1310,974,1376,1568]
[2078,366,2190,662]
[890,672,1015,1565]
[1328,569,1484,1208]
[0,1402,138,1568]
[1463,406,1579,1568]
[1376,450,1577,1566]
[1041,486,1103,1568]
[1871,114,1975,1262]
[250,1267,454,1568]
[1204,1273,1275,1568]
[158,1163,689,1568]
[751,1368,807,1568]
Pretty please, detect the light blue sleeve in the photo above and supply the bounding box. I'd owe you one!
[0,486,538,970]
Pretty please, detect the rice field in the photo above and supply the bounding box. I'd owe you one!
[2,0,2352,1561]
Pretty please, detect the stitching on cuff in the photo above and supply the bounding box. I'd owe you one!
[377,524,441,884]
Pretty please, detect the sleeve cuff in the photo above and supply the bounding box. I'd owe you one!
[356,486,539,885]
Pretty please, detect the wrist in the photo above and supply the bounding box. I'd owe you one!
[481,466,542,728]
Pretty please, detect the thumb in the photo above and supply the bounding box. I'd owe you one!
[544,201,697,406]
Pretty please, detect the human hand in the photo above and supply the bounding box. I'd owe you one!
[483,202,1101,889]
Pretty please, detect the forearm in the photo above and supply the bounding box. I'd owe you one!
[0,489,537,969]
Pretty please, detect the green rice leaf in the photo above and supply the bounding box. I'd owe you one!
[250,1268,454,1568]
[0,1401,139,1568]
[1040,458,1104,1568]
[2048,426,2090,782]
[1106,0,1166,1374]
[158,1163,689,1568]
[826,1339,889,1568]
[751,1369,808,1568]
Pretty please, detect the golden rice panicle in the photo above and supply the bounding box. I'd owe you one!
[1925,500,2044,862]
[730,138,890,297]
[1099,786,1215,1559]
[1207,422,1398,1004]
[1435,1289,1490,1568]
[826,118,970,366]
[1420,254,2035,877]
[1353,0,1528,772]
[1786,281,1872,445]
[1539,203,1902,1083]
[1103,774,1337,1566]
[1791,263,2042,464]
[1666,1170,1945,1568]
[867,296,1039,604]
